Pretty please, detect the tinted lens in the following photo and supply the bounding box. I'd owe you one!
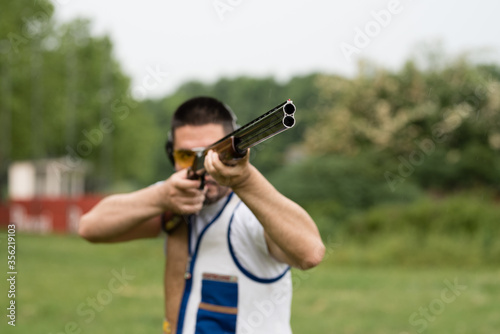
[173,150,196,169]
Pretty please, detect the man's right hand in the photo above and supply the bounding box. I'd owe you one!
[158,169,206,215]
[79,169,206,243]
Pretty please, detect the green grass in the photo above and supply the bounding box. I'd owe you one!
[0,232,499,334]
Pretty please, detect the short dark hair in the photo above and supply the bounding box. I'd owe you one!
[165,97,237,165]
[171,96,236,136]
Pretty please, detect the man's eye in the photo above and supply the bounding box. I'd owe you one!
[179,152,193,159]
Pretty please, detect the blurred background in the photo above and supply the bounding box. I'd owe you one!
[0,0,499,333]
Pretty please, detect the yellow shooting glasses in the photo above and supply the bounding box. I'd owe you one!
[173,147,205,170]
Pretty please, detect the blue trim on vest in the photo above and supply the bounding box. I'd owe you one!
[176,192,235,334]
[227,201,290,284]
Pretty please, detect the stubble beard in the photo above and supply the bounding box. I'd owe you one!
[203,180,230,205]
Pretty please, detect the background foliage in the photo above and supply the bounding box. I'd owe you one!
[1,0,499,263]
[1,2,500,334]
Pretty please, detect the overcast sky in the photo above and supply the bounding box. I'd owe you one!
[54,0,500,99]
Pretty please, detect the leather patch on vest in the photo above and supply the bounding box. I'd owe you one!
[202,272,238,283]
[199,302,238,315]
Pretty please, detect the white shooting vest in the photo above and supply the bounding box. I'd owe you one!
[176,193,293,334]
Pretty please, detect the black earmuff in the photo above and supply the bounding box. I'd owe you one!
[165,131,175,166]
[223,103,239,131]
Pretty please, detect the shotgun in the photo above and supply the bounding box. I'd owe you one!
[162,99,296,233]
[187,99,296,183]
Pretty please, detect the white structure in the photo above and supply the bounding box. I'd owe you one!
[8,157,89,200]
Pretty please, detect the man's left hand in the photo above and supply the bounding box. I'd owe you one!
[204,149,252,189]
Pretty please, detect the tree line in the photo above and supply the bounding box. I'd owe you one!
[1,0,499,206]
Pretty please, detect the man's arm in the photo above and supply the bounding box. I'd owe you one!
[78,169,205,243]
[204,150,325,270]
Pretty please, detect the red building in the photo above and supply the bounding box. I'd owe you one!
[0,158,102,233]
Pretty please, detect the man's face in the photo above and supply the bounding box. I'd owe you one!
[173,123,231,205]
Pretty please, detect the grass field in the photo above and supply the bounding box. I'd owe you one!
[1,232,499,334]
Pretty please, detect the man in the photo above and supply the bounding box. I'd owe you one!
[79,97,325,334]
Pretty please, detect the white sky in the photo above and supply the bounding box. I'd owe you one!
[54,0,500,99]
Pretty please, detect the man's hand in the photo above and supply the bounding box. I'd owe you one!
[204,149,252,190]
[158,169,206,215]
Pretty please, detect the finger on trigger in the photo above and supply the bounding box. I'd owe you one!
[177,177,202,189]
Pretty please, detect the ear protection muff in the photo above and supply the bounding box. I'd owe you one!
[165,131,175,166]
[164,101,238,167]
[223,103,239,131]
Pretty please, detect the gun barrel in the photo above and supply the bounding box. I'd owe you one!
[188,100,296,178]
[228,99,296,152]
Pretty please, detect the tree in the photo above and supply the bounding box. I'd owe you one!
[0,0,160,195]
[303,56,500,191]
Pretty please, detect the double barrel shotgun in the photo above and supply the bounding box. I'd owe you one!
[162,99,296,232]
[187,99,296,185]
